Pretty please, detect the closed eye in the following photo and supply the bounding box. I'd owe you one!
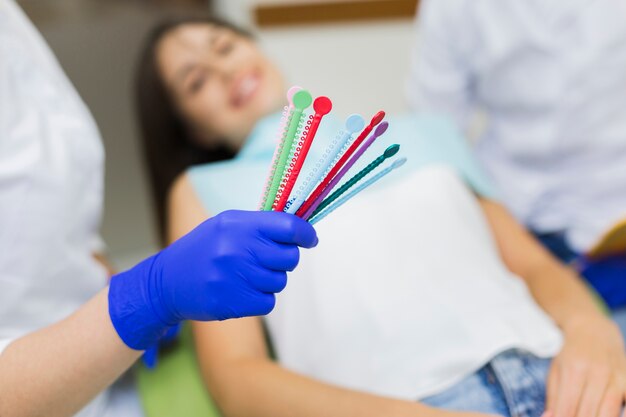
[218,41,234,55]
[184,69,209,95]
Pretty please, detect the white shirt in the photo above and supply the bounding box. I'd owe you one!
[267,166,562,399]
[408,0,626,252]
[0,1,141,415]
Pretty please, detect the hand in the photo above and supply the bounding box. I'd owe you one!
[108,210,318,350]
[545,316,626,417]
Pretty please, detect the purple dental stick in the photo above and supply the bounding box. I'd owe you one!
[301,121,389,220]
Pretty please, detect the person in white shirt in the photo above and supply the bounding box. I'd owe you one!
[408,0,626,314]
[0,2,318,417]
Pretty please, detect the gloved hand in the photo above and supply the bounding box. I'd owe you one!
[108,210,318,350]
[141,323,181,369]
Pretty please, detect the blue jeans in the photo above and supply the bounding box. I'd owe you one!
[421,350,551,417]
[534,231,626,309]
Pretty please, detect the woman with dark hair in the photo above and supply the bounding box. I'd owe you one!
[135,16,279,242]
[134,16,626,417]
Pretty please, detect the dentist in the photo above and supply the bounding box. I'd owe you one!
[0,1,318,417]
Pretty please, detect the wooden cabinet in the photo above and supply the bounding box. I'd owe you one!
[254,0,419,27]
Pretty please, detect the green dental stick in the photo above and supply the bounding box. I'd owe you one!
[263,90,312,211]
[311,144,400,217]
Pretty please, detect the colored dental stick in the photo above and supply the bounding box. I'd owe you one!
[259,86,302,210]
[262,90,313,211]
[311,143,400,217]
[309,157,407,225]
[301,121,389,220]
[285,114,365,214]
[274,96,332,211]
[295,110,385,217]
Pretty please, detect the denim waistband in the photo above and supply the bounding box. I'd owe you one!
[421,349,551,417]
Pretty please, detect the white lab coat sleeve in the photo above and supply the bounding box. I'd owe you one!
[90,235,108,254]
[0,30,45,247]
[0,338,13,354]
[0,32,43,194]
[0,32,44,354]
[407,0,476,129]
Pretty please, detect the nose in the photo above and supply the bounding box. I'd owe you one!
[213,56,237,83]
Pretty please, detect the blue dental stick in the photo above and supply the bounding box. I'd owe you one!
[309,157,407,225]
[285,114,365,214]
[309,142,399,219]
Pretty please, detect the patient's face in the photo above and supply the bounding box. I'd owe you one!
[157,23,285,151]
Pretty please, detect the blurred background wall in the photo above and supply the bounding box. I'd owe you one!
[17,0,417,269]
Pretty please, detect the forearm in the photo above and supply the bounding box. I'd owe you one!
[204,356,446,417]
[478,199,607,329]
[0,289,141,417]
[522,260,607,330]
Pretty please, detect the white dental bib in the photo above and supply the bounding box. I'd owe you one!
[265,165,562,399]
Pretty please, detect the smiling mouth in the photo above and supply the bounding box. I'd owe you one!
[232,70,262,108]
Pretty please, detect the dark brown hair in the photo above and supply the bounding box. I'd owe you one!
[135,15,251,245]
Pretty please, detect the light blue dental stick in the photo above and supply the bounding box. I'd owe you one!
[309,157,407,225]
[285,114,365,214]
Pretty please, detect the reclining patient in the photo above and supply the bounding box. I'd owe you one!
[135,16,626,417]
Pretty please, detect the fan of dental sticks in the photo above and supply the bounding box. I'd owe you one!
[259,87,407,225]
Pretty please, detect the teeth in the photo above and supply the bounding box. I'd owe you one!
[237,75,258,104]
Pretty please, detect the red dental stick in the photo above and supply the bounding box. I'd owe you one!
[295,110,385,217]
[274,96,332,211]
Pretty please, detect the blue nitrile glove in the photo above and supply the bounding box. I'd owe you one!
[108,210,318,350]
[142,324,181,369]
